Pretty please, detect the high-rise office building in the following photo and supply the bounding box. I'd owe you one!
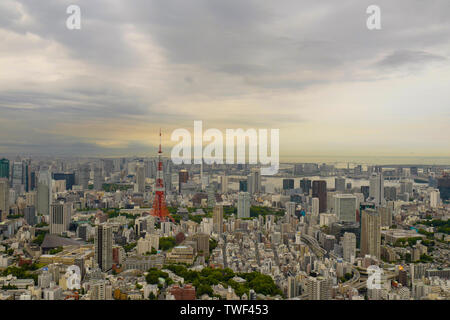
[25,191,37,207]
[343,232,356,263]
[283,179,294,190]
[369,173,385,207]
[429,189,440,208]
[37,170,52,216]
[93,166,103,190]
[247,168,261,195]
[360,208,381,259]
[311,197,319,216]
[77,224,91,242]
[164,172,172,193]
[11,161,28,195]
[207,185,216,208]
[384,186,397,201]
[237,192,251,219]
[50,203,71,234]
[0,159,9,179]
[300,178,311,195]
[312,180,327,213]
[437,175,450,201]
[102,159,114,177]
[212,205,223,234]
[400,179,413,195]
[30,171,37,191]
[178,169,189,194]
[285,201,296,219]
[220,175,228,193]
[287,276,298,298]
[335,178,346,192]
[334,194,357,223]
[24,206,36,225]
[361,186,370,201]
[78,164,90,190]
[94,224,113,272]
[0,178,9,220]
[136,164,145,193]
[379,206,392,227]
[239,180,247,192]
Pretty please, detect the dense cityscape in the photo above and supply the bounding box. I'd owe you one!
[0,151,449,301]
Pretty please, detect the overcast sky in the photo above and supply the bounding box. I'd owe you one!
[0,0,449,162]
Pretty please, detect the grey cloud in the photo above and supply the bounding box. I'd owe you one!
[376,50,447,69]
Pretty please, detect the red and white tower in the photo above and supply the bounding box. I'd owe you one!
[151,129,174,222]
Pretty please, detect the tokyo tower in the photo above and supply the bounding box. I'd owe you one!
[151,129,174,222]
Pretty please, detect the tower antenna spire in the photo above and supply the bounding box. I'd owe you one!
[159,128,162,154]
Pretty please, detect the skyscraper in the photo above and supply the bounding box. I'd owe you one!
[24,206,36,225]
[0,178,9,220]
[430,189,440,208]
[343,232,356,263]
[369,173,385,206]
[237,192,251,219]
[213,204,223,234]
[12,161,27,195]
[300,178,312,195]
[79,164,90,190]
[312,180,327,213]
[384,186,397,201]
[400,179,413,195]
[178,169,189,194]
[50,203,71,235]
[37,170,52,216]
[93,166,103,190]
[0,158,9,179]
[334,194,357,223]
[220,175,228,193]
[361,186,370,201]
[94,224,113,272]
[311,197,319,216]
[283,179,294,190]
[207,185,216,208]
[335,177,346,192]
[287,276,298,298]
[360,208,381,259]
[239,180,247,192]
[379,206,392,227]
[136,164,145,193]
[437,175,450,201]
[247,168,261,195]
[285,201,296,219]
